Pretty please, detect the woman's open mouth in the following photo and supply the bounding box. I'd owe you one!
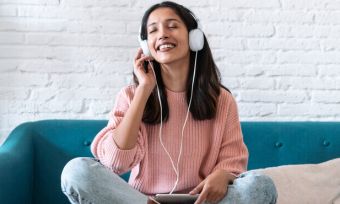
[157,43,176,52]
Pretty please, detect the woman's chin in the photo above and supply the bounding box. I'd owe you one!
[153,57,175,64]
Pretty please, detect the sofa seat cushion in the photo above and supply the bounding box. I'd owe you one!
[253,158,340,204]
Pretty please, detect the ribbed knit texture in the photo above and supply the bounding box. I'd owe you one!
[91,85,248,195]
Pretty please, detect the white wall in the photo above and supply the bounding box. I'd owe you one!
[1,0,340,145]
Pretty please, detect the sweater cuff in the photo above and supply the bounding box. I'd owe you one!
[212,166,245,178]
[101,134,137,174]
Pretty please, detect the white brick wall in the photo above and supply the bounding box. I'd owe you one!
[1,0,340,145]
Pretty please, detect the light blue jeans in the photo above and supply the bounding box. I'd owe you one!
[61,157,277,204]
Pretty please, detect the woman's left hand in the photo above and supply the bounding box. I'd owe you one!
[189,169,235,204]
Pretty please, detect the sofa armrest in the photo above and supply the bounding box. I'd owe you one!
[0,122,34,204]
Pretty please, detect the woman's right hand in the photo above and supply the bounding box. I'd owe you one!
[134,48,156,94]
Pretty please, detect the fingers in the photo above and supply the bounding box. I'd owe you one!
[191,181,205,204]
[191,182,203,204]
[190,181,205,195]
[192,184,228,204]
[135,56,150,69]
[134,48,143,62]
[196,191,223,204]
[134,48,153,66]
[194,189,208,204]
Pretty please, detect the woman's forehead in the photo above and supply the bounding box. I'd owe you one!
[147,7,183,26]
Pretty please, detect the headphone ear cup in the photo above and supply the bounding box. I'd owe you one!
[189,28,204,51]
[139,39,151,57]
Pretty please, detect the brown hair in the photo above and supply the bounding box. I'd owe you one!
[134,1,229,124]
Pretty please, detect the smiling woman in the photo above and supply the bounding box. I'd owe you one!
[60,1,277,204]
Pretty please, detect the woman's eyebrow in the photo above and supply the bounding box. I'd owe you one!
[147,18,181,27]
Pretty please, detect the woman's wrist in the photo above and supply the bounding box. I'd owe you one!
[137,83,154,96]
[214,169,237,183]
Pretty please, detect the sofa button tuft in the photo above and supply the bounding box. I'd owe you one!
[83,141,91,146]
[275,142,283,148]
[323,141,330,147]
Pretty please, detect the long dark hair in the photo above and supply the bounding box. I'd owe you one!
[134,1,229,124]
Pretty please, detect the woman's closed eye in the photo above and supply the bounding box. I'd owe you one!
[168,26,177,30]
[168,23,178,29]
[148,28,157,34]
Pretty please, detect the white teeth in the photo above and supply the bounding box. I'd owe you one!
[159,44,175,50]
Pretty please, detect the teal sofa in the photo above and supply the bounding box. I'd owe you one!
[0,120,339,204]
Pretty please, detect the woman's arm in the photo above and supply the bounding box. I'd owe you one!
[212,95,248,175]
[113,85,152,150]
[114,48,155,150]
[90,86,151,174]
[90,49,156,173]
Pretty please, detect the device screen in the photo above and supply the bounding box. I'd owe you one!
[153,194,198,204]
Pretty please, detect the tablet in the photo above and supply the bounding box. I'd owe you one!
[153,194,199,204]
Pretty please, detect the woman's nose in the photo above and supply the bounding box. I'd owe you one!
[158,26,169,40]
[159,35,169,40]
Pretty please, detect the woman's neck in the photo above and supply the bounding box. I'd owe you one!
[160,56,190,92]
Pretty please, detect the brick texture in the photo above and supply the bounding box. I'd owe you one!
[1,0,340,145]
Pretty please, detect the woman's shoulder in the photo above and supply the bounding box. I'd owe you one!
[217,86,239,113]
[219,86,234,103]
[117,84,138,100]
[121,84,137,93]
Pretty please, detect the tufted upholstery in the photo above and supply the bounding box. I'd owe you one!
[0,120,339,204]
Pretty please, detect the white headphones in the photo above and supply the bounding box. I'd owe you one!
[138,13,204,56]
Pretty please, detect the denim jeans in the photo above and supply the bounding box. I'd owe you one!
[61,157,277,204]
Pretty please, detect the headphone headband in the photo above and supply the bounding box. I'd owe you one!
[138,8,204,55]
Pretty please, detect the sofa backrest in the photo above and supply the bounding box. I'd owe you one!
[4,120,340,204]
[242,122,340,169]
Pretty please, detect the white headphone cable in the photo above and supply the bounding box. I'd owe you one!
[173,51,198,194]
[147,51,198,194]
[148,61,178,183]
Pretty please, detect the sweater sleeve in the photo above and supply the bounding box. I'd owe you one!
[213,95,248,176]
[90,86,146,175]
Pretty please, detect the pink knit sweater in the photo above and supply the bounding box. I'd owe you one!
[91,85,248,195]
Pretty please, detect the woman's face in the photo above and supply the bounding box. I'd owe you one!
[146,7,190,65]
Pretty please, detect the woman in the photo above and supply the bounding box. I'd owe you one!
[61,1,277,204]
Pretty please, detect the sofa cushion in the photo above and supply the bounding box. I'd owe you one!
[253,158,340,204]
